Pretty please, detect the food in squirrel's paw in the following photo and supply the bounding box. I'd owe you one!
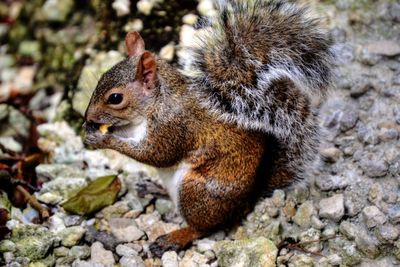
[99,124,110,134]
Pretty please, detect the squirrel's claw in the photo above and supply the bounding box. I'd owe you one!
[149,234,182,258]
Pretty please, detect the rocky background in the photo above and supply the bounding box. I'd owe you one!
[0,0,400,266]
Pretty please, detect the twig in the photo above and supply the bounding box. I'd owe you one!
[277,235,337,257]
[15,185,49,219]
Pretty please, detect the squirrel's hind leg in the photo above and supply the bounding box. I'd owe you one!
[149,226,205,257]
[149,162,257,257]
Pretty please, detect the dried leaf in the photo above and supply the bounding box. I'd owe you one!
[62,175,121,216]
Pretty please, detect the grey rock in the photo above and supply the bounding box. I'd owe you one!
[90,242,115,266]
[320,147,343,163]
[365,40,400,57]
[340,109,359,132]
[64,215,83,227]
[387,204,400,224]
[359,48,381,66]
[350,80,373,98]
[344,188,368,217]
[288,254,315,267]
[3,251,14,264]
[359,154,388,178]
[41,0,74,22]
[271,190,285,207]
[97,201,131,220]
[358,125,379,145]
[35,164,86,181]
[293,201,316,228]
[84,226,120,250]
[119,255,145,267]
[108,218,144,242]
[299,228,322,253]
[368,183,384,205]
[155,198,174,216]
[59,226,86,247]
[381,87,399,98]
[11,224,56,261]
[339,221,358,240]
[377,224,399,242]
[359,258,398,267]
[390,3,400,22]
[329,239,362,266]
[179,251,208,267]
[378,128,399,142]
[319,194,344,222]
[315,175,348,191]
[215,237,278,267]
[393,73,400,86]
[394,107,400,125]
[161,251,179,267]
[54,247,69,257]
[310,215,326,230]
[0,240,16,253]
[334,43,354,65]
[327,254,342,266]
[196,238,216,252]
[69,245,91,260]
[362,206,387,228]
[115,244,138,257]
[135,212,179,242]
[354,229,380,258]
[72,259,104,267]
[329,27,347,43]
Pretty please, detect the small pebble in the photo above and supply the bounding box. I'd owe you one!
[362,206,387,228]
[319,194,345,222]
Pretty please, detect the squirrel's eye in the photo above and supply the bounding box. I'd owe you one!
[107,93,123,105]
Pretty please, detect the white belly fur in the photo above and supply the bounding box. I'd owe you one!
[157,161,190,208]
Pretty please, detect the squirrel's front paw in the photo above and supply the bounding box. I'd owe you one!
[149,234,182,258]
[83,129,109,148]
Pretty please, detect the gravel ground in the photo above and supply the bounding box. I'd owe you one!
[1,0,400,266]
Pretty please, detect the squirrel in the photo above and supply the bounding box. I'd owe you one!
[83,0,334,257]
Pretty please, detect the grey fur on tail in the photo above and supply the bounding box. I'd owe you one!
[182,0,335,183]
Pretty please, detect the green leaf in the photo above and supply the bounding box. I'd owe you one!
[62,175,121,216]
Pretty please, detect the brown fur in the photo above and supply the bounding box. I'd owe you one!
[84,0,333,253]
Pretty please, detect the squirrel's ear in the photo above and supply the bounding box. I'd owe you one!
[125,32,145,57]
[136,51,157,92]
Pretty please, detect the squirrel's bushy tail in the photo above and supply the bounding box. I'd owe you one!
[183,0,334,182]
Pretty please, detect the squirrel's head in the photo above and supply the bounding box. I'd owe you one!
[83,32,158,136]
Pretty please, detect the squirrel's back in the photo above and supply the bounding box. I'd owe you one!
[182,0,334,133]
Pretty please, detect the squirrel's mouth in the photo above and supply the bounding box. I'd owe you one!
[84,117,146,139]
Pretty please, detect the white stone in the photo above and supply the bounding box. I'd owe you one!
[109,218,144,242]
[120,255,145,267]
[36,192,63,205]
[362,206,387,228]
[161,251,179,267]
[116,244,138,257]
[196,238,216,252]
[112,0,130,17]
[124,19,143,32]
[319,194,344,222]
[197,0,216,17]
[137,0,153,15]
[91,242,115,266]
[182,14,199,25]
[159,43,175,62]
[180,25,196,47]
